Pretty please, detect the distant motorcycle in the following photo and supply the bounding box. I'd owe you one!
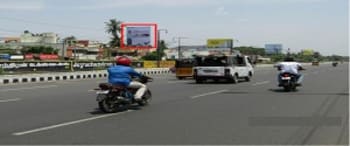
[332,62,338,67]
[95,76,153,113]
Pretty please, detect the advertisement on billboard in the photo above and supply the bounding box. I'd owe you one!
[121,23,158,49]
[126,27,151,47]
[265,44,283,54]
[301,49,314,56]
[207,39,233,48]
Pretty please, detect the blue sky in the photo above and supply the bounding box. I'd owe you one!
[0,0,348,55]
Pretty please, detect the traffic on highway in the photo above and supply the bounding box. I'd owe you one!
[0,61,348,145]
[0,0,348,145]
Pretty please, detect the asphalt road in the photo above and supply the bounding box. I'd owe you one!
[0,63,348,145]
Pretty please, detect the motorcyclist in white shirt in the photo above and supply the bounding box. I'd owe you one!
[276,57,305,86]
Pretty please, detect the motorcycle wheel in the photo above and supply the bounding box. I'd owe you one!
[283,86,291,92]
[98,99,118,113]
[138,90,152,106]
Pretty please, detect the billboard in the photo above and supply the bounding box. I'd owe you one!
[265,44,283,54]
[121,23,158,49]
[301,49,314,56]
[207,39,233,48]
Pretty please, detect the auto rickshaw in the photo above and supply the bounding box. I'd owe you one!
[175,59,194,80]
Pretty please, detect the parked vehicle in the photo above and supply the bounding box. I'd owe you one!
[193,54,254,83]
[95,75,153,113]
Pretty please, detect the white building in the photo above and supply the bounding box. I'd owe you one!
[20,32,58,44]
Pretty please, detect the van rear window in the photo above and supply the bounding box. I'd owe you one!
[195,56,228,66]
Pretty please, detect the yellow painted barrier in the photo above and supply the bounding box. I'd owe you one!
[143,61,175,68]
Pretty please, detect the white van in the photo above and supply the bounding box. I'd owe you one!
[193,55,254,83]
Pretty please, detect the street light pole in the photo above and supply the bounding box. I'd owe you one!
[157,29,168,67]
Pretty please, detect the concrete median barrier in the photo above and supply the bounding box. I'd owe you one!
[0,68,171,85]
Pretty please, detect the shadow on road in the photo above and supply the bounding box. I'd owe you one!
[89,105,142,115]
[187,80,246,85]
[268,88,300,93]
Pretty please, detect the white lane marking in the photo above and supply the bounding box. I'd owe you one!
[190,90,228,99]
[0,98,21,103]
[13,110,133,136]
[252,81,270,86]
[0,85,57,92]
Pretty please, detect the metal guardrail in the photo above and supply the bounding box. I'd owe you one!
[0,68,171,85]
[0,62,333,85]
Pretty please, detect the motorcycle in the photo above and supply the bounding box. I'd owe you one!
[278,72,299,91]
[95,75,153,113]
[332,62,338,67]
[277,66,304,92]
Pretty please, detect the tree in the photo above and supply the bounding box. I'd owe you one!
[105,19,122,48]
[21,46,57,54]
[234,46,265,56]
[142,40,168,60]
[158,40,167,57]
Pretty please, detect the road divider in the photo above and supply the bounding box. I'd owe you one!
[0,68,171,85]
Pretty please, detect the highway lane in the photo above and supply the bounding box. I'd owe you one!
[0,63,348,145]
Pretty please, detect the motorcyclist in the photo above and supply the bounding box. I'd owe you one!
[107,56,147,102]
[276,57,304,86]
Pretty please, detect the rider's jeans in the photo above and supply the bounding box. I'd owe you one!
[128,81,147,100]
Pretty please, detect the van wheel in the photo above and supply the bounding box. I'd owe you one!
[244,76,250,82]
[177,77,184,80]
[229,75,238,84]
[233,75,239,84]
[245,72,252,82]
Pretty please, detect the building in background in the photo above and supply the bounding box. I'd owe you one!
[0,37,21,43]
[165,45,207,59]
[265,44,283,54]
[20,31,58,44]
[66,40,103,60]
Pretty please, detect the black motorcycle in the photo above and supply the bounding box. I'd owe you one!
[278,72,299,91]
[95,76,153,113]
[277,66,304,92]
[332,62,338,67]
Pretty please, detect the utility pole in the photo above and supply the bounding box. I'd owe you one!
[174,37,187,60]
[62,42,65,60]
[231,39,239,55]
[157,29,168,67]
